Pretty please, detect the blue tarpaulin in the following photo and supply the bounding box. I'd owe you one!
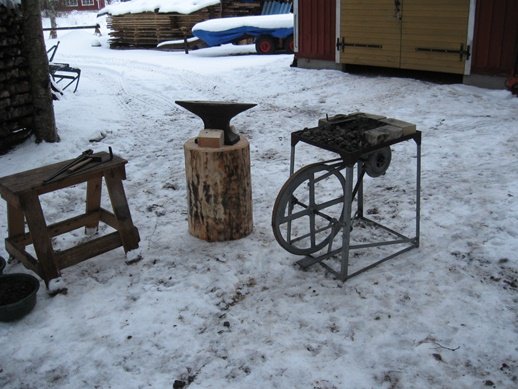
[193,26,293,47]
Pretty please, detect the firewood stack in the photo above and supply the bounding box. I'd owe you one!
[0,4,33,152]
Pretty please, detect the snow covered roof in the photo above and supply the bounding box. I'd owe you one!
[0,0,21,8]
[193,13,293,33]
[98,0,221,16]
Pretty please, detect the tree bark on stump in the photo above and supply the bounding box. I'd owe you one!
[21,0,58,143]
[184,137,253,242]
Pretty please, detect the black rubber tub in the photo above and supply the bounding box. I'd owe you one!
[0,273,40,321]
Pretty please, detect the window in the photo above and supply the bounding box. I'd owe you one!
[64,0,78,6]
[82,0,95,5]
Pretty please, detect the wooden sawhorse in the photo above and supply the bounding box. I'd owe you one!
[0,151,140,288]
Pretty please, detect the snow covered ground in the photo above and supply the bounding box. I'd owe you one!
[1,12,517,389]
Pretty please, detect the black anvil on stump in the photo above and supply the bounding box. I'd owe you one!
[177,101,256,242]
[175,100,256,145]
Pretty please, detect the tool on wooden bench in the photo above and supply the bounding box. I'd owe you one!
[43,147,113,183]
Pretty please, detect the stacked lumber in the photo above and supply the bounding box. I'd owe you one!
[221,0,261,17]
[0,4,33,152]
[107,1,263,48]
[107,5,222,48]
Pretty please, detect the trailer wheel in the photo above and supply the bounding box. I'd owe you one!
[284,35,294,53]
[256,36,275,55]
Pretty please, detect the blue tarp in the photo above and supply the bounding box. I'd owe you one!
[193,26,293,47]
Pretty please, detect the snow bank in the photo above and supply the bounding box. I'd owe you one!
[193,13,293,33]
[98,0,220,16]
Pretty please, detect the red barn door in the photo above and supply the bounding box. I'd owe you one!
[297,0,336,61]
[471,0,518,76]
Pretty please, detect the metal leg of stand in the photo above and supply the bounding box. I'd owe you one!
[287,145,296,244]
[415,142,421,247]
[357,162,364,218]
[290,145,296,176]
[340,166,354,280]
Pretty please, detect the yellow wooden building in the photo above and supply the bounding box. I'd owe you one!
[294,0,518,88]
[338,0,471,75]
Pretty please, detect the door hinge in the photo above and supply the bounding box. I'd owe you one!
[393,0,402,20]
[416,43,471,61]
[337,37,382,52]
[336,37,345,52]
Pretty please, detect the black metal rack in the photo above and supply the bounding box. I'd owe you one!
[272,116,422,281]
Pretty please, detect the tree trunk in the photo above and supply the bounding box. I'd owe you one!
[48,0,57,39]
[21,0,58,142]
[49,16,57,40]
[184,137,253,242]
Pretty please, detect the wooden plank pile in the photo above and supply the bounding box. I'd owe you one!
[0,4,33,153]
[107,1,262,48]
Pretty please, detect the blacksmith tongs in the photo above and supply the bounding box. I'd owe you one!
[43,149,101,183]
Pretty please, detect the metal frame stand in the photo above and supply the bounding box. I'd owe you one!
[293,136,421,281]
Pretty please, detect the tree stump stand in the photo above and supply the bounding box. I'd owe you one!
[184,136,253,241]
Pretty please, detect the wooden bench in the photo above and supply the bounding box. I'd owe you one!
[0,151,140,288]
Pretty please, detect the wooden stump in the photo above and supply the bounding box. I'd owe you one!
[184,137,253,241]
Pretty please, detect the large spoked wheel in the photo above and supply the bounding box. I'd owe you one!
[272,163,346,256]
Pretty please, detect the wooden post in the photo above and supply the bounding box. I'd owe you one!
[184,137,253,241]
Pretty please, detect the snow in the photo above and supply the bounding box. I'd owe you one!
[157,36,200,47]
[1,11,518,389]
[192,13,294,33]
[98,0,221,16]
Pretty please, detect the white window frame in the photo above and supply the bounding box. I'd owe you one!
[64,0,79,7]
[82,0,95,6]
